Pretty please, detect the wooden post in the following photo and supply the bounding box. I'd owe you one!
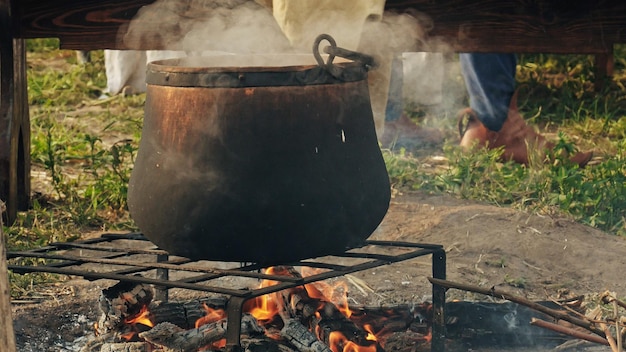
[0,200,17,352]
[1,0,31,225]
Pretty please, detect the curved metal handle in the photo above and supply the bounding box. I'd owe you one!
[313,34,377,71]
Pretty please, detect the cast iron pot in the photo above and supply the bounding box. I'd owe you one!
[127,35,391,264]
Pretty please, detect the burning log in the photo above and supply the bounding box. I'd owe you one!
[99,342,149,352]
[313,301,381,350]
[97,279,233,337]
[276,271,383,352]
[97,281,154,335]
[148,298,230,329]
[240,338,297,352]
[138,314,266,351]
[280,318,332,352]
[139,320,226,351]
[348,305,427,337]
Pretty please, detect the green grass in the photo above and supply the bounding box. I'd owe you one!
[3,39,626,297]
[394,48,626,236]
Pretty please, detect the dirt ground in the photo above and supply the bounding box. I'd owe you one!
[10,190,626,351]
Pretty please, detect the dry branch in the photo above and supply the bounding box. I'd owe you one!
[530,318,609,346]
[428,277,605,338]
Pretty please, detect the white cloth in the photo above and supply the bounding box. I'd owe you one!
[271,0,385,51]
[104,50,186,95]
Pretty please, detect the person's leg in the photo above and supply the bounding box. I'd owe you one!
[459,53,516,132]
[458,53,592,166]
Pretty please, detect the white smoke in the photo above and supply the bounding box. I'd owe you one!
[123,0,293,54]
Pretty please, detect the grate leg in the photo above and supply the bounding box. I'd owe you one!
[431,248,446,352]
[224,296,247,352]
[154,254,169,302]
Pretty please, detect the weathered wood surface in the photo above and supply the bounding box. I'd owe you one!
[14,0,154,50]
[384,0,626,54]
[1,0,30,225]
[11,0,626,53]
[0,201,17,352]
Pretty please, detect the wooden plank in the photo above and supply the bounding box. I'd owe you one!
[0,201,17,352]
[10,0,626,52]
[14,0,155,50]
[384,0,626,54]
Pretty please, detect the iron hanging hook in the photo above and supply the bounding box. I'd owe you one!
[313,33,337,68]
[313,34,377,76]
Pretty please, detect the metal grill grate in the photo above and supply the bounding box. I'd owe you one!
[6,233,446,351]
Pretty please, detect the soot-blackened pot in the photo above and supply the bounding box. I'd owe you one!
[127,35,391,264]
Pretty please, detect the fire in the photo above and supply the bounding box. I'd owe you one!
[195,303,226,328]
[118,304,155,341]
[243,266,291,324]
[301,267,352,318]
[113,266,427,351]
[329,331,379,352]
[124,305,154,328]
[363,324,377,341]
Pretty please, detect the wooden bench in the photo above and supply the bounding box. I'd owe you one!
[1,0,625,224]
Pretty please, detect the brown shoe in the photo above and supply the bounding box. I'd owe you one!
[458,92,593,167]
[458,107,489,150]
[381,114,443,149]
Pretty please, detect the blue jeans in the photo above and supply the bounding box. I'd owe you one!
[459,53,517,132]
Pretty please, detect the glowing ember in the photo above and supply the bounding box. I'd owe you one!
[124,305,154,328]
[195,303,226,328]
[119,305,154,341]
[329,331,379,352]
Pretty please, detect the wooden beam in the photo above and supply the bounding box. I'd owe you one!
[384,0,626,54]
[10,0,626,52]
[14,0,155,50]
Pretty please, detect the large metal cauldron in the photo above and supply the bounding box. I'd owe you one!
[128,35,391,264]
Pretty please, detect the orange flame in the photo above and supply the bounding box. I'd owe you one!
[119,305,154,341]
[301,267,352,318]
[329,331,379,352]
[195,303,226,328]
[244,267,294,324]
[305,280,352,318]
[195,303,228,349]
[124,305,154,328]
[120,332,137,341]
[363,324,377,342]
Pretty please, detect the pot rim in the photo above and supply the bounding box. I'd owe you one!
[146,54,369,88]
